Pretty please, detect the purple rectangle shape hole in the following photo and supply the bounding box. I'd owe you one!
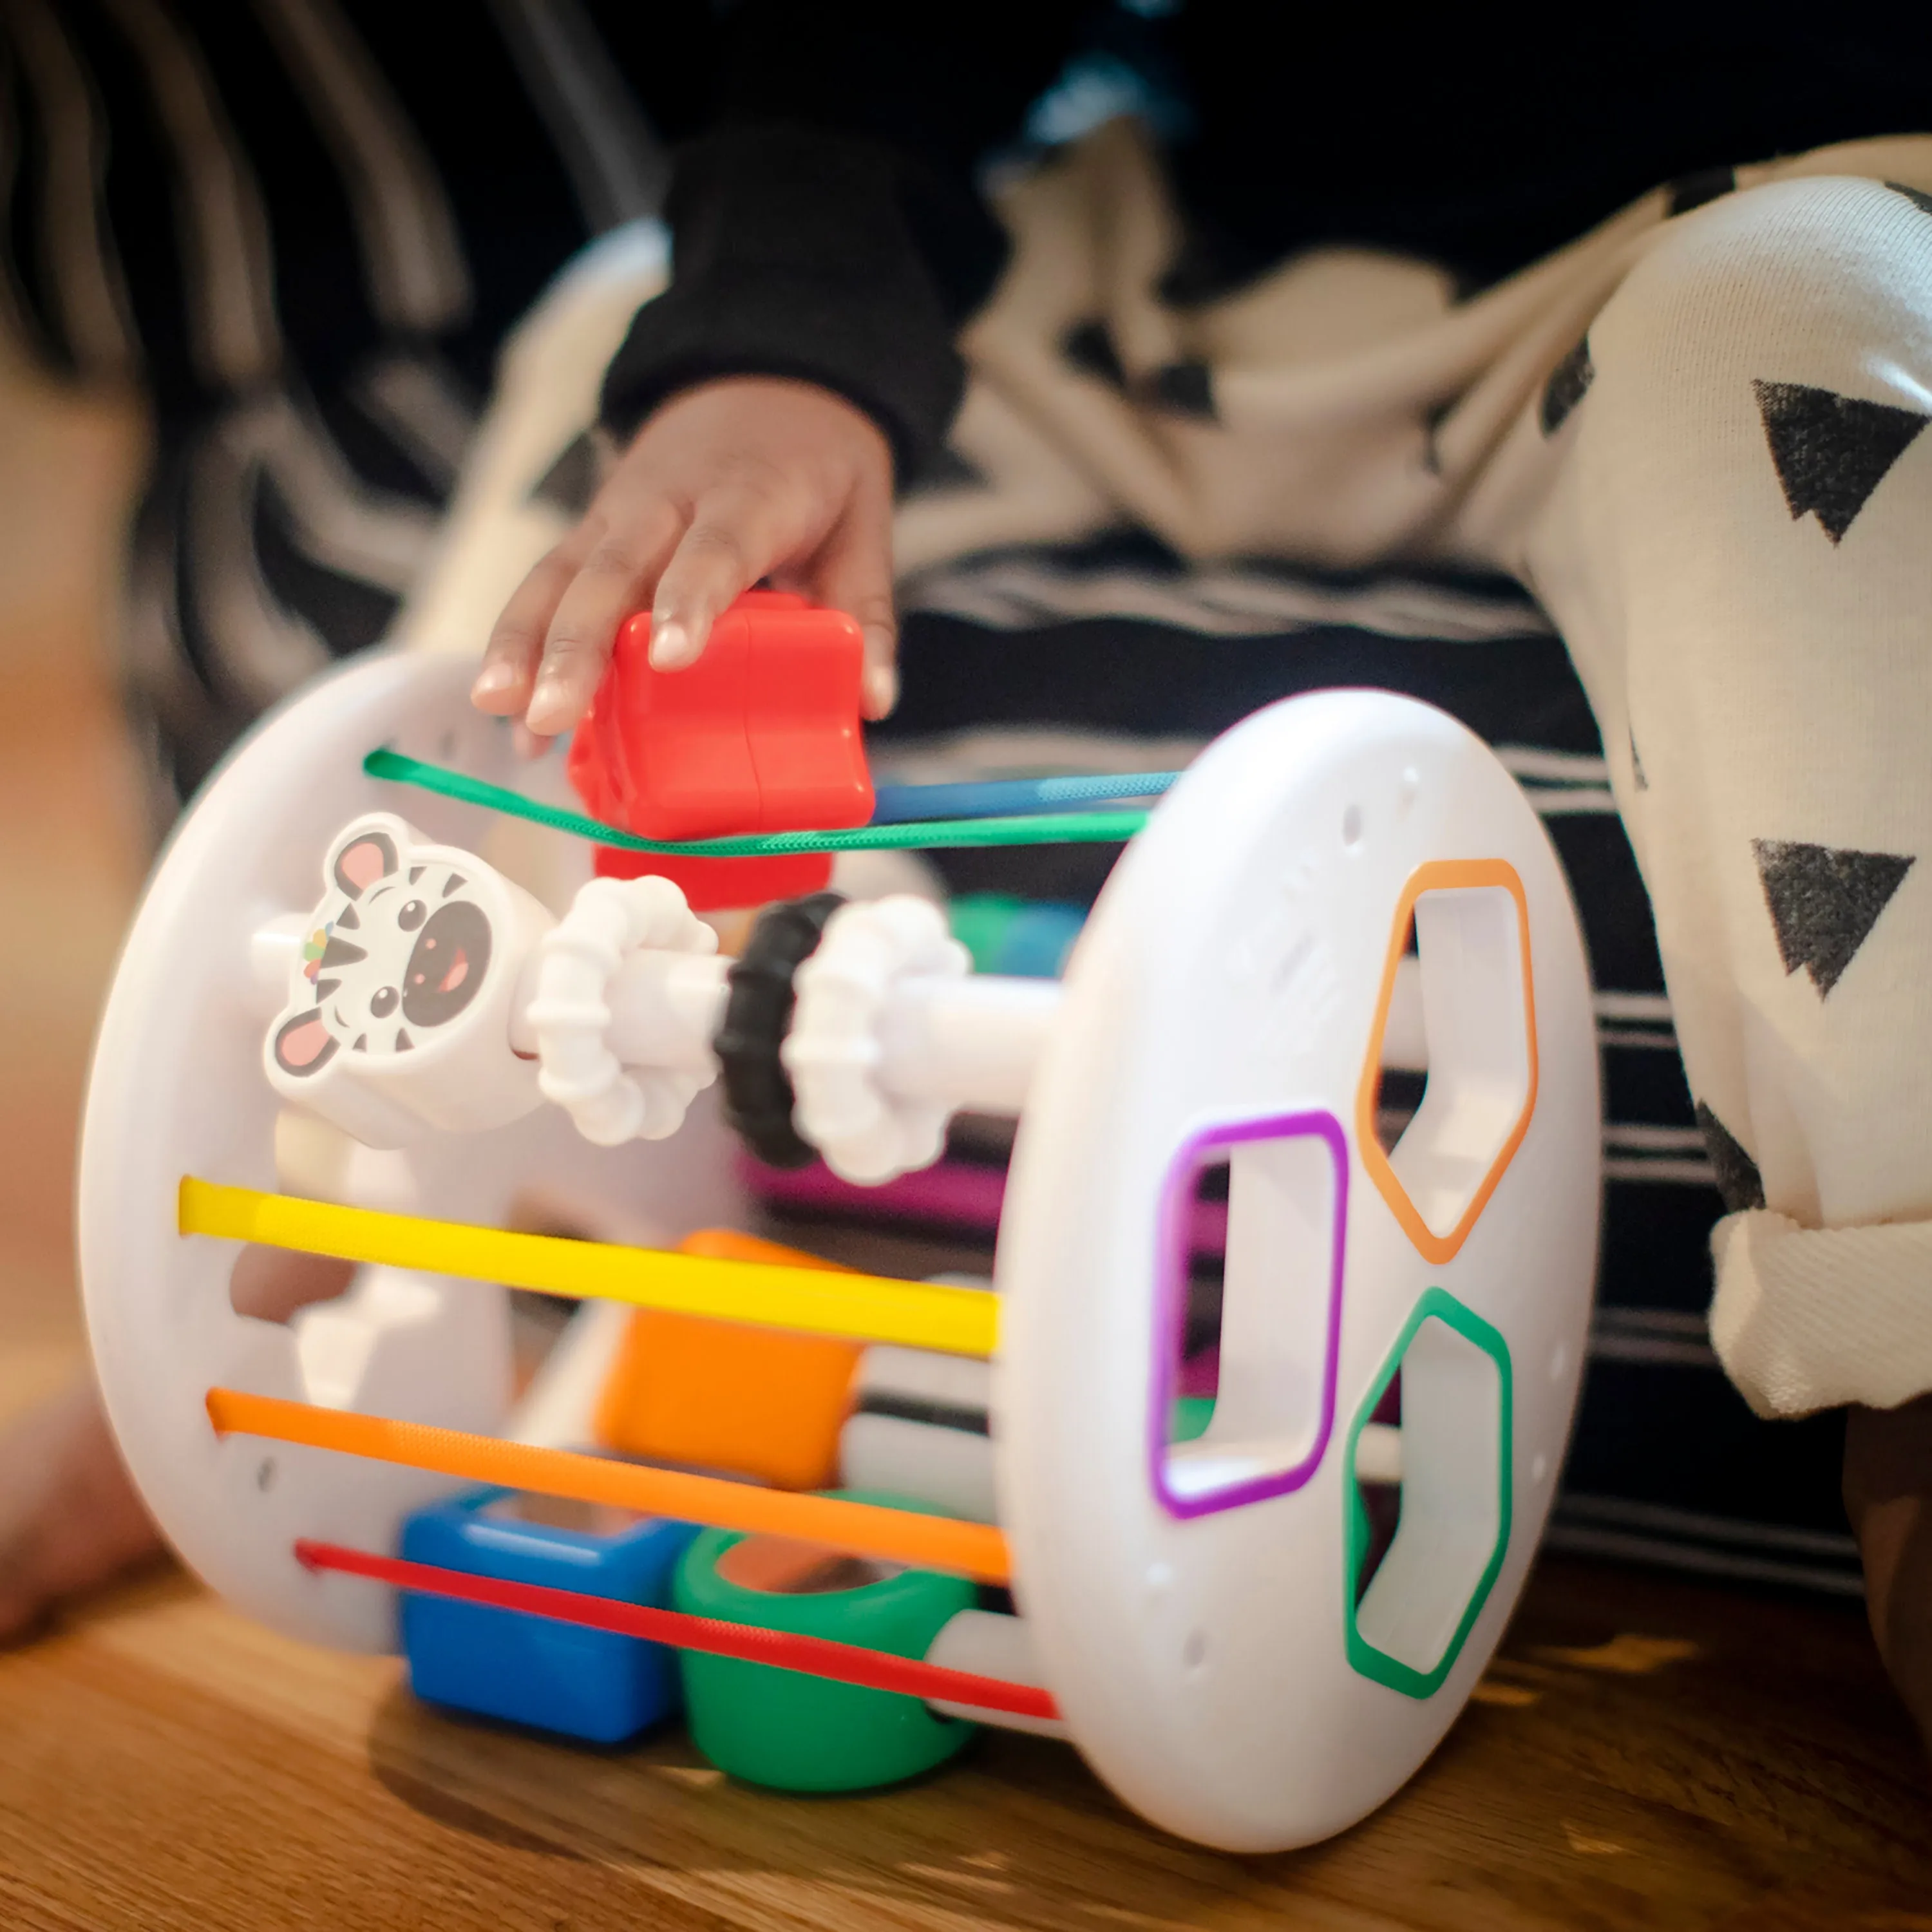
[1148,1108,1349,1521]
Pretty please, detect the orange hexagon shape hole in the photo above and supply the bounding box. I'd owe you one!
[1355,860,1538,1265]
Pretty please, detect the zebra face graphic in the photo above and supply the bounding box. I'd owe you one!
[272,820,495,1081]
[263,812,555,1148]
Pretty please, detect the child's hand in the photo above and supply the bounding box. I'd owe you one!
[0,1250,357,1642]
[0,1378,164,1642]
[472,377,898,739]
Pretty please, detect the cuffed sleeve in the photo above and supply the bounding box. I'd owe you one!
[599,125,972,480]
[1711,1209,1932,1418]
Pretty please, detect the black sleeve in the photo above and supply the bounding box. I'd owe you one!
[598,1,1088,482]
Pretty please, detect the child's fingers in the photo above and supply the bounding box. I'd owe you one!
[525,497,683,737]
[650,472,827,673]
[473,531,594,713]
[480,381,889,743]
[811,497,900,720]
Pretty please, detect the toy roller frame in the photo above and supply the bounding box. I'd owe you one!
[79,649,1600,1853]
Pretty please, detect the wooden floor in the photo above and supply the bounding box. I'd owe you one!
[1,361,1928,1932]
[0,1553,1917,1932]
[2,1554,1929,1930]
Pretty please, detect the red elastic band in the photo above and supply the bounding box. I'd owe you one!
[295,1539,1060,1723]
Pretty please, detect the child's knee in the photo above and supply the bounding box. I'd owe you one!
[1594,175,1932,405]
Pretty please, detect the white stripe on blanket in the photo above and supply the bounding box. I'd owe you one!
[898,553,1552,643]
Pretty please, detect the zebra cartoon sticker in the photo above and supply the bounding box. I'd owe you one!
[266,814,553,1144]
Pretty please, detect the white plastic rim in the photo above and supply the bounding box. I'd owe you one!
[996,690,1600,1852]
[79,650,744,1652]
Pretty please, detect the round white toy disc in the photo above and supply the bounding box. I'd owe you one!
[996,690,1600,1852]
[79,650,743,1651]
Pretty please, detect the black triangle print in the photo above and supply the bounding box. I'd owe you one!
[1752,380,1929,543]
[531,432,600,518]
[1420,399,1452,476]
[1752,838,1915,996]
[1540,336,1593,436]
[1062,318,1128,392]
[1144,360,1217,422]
[908,441,988,495]
[1666,166,1734,216]
[1694,1102,1765,1213]
[1886,181,1932,219]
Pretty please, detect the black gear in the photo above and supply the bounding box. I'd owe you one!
[712,891,846,1168]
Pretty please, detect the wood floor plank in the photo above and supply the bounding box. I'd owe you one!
[1,1556,1926,1931]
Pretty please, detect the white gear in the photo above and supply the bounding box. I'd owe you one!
[527,874,719,1145]
[782,895,971,1183]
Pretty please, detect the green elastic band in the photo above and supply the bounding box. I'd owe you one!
[364,746,1150,855]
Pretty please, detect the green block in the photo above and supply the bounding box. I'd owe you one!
[674,1490,978,1792]
[1170,1394,1216,1443]
[946,893,1027,975]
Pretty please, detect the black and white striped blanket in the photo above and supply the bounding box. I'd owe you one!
[873,537,1858,1598]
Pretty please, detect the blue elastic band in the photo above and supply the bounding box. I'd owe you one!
[869,771,1179,825]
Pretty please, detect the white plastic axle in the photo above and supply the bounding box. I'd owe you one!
[875,974,1063,1115]
[556,948,1062,1115]
[601,948,732,1073]
[253,904,1423,1154]
[923,1609,1069,1739]
[251,913,309,1019]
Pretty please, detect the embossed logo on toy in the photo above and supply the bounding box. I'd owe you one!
[265,813,553,1145]
[1237,860,1342,1061]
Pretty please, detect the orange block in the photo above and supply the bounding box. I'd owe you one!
[592,1231,864,1490]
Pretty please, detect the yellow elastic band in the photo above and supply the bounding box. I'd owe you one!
[179,1178,998,1358]
[205,1390,1012,1583]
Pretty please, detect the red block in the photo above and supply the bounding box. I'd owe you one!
[567,591,875,910]
[591,841,833,910]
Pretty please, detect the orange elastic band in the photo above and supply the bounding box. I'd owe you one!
[206,1388,1011,1584]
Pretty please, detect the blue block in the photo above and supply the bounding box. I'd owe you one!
[400,1488,699,1745]
[996,903,1085,979]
